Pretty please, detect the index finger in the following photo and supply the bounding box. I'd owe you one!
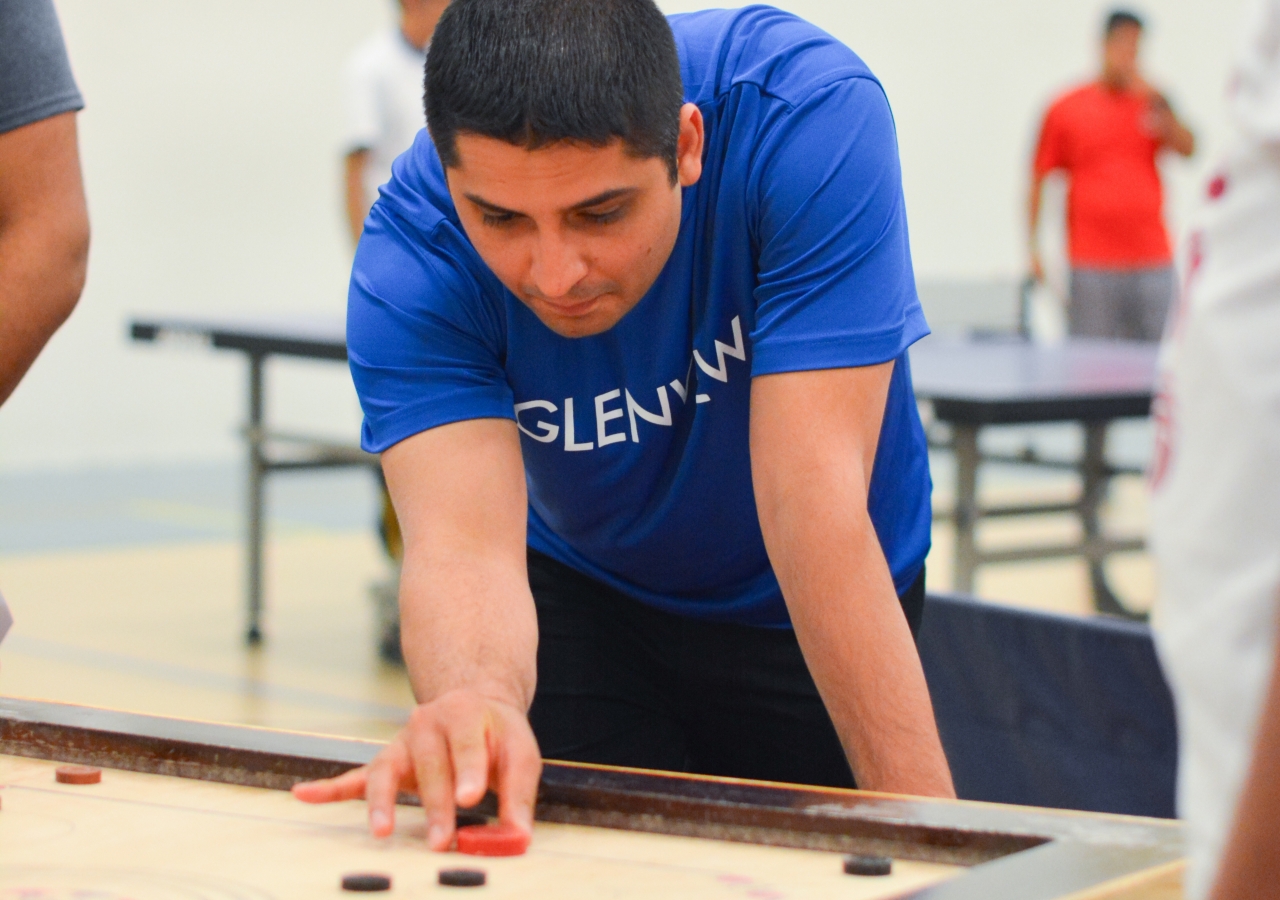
[291,765,369,804]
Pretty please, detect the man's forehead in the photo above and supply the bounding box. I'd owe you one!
[447,133,661,210]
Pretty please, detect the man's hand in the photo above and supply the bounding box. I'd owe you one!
[292,419,541,843]
[293,689,541,849]
[751,364,955,798]
[1133,80,1195,157]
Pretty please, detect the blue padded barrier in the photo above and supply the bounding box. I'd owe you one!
[919,592,1177,818]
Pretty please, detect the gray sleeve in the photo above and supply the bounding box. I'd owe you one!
[0,0,84,135]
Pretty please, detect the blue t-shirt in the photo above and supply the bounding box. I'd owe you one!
[348,5,932,628]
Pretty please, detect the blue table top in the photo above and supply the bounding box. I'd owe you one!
[909,336,1158,424]
[129,315,1160,425]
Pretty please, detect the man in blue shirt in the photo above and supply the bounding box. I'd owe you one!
[296,0,954,845]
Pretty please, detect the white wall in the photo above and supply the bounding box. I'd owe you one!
[0,0,391,472]
[0,0,1252,472]
[661,0,1250,279]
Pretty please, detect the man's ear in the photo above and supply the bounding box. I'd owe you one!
[676,103,704,188]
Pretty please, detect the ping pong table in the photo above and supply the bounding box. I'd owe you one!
[130,315,1158,640]
[909,335,1157,617]
[130,315,370,644]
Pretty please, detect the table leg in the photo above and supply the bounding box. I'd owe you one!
[245,351,266,645]
[1080,420,1135,618]
[953,424,980,593]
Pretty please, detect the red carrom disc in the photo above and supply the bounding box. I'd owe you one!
[55,765,102,785]
[455,822,530,857]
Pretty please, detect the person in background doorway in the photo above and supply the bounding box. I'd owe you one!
[0,0,90,406]
[1028,9,1194,342]
[1151,1,1280,898]
[343,0,450,245]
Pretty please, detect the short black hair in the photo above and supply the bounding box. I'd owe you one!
[1105,9,1144,35]
[425,0,685,181]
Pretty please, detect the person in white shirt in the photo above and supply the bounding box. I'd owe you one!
[342,0,449,244]
[1150,2,1280,898]
[343,0,449,580]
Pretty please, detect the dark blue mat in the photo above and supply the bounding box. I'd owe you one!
[919,593,1177,818]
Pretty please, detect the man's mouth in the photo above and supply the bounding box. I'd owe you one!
[533,293,607,318]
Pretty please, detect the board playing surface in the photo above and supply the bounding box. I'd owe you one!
[0,754,960,899]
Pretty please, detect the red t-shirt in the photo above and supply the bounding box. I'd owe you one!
[1034,82,1172,267]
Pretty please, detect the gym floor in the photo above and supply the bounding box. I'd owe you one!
[0,422,1155,740]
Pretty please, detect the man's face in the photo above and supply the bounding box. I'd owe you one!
[445,105,703,339]
[1103,23,1142,86]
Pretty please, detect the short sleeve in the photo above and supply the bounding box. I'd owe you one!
[749,77,927,375]
[1033,101,1067,176]
[347,188,515,453]
[0,0,84,135]
[342,49,382,153]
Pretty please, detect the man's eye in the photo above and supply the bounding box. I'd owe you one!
[583,207,624,225]
[481,212,516,227]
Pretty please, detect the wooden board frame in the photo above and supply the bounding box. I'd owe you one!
[0,697,1182,899]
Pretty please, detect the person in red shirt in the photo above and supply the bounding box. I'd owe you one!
[1028,10,1194,341]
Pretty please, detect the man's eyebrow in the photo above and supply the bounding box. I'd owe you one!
[568,187,636,210]
[462,187,637,217]
[463,193,518,215]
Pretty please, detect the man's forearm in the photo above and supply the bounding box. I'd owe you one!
[398,547,538,712]
[770,499,954,797]
[382,420,539,714]
[751,365,954,798]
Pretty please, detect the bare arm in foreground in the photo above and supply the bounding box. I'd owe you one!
[293,418,541,849]
[0,111,89,405]
[751,363,954,797]
[1211,591,1280,900]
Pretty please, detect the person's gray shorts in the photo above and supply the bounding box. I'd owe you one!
[1068,266,1176,342]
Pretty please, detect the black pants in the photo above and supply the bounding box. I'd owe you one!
[526,550,926,789]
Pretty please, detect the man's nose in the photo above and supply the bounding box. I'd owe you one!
[528,230,589,299]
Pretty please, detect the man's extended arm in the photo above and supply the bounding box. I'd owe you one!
[0,111,89,405]
[293,418,542,848]
[750,363,954,797]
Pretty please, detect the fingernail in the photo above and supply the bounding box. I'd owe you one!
[514,806,534,832]
[370,809,390,833]
[428,823,449,847]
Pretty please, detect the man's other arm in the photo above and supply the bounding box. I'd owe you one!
[345,148,371,244]
[1210,589,1280,900]
[750,363,955,797]
[1028,106,1063,284]
[0,111,89,405]
[1027,169,1048,283]
[293,418,542,848]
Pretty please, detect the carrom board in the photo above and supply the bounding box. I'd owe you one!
[0,698,1183,899]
